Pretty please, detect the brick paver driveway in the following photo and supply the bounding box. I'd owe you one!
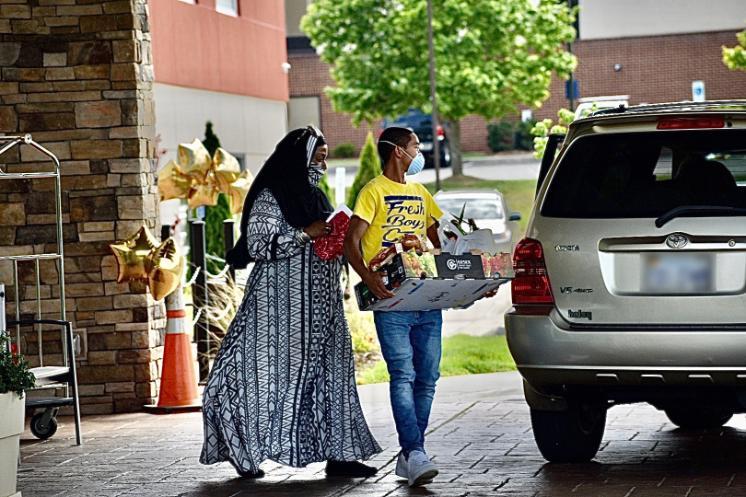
[17,372,746,497]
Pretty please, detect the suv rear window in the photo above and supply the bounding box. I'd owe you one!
[541,130,746,218]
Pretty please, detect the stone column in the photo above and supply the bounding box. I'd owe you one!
[0,0,165,413]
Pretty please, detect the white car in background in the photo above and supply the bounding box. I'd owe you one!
[434,190,521,252]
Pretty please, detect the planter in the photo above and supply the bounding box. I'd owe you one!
[0,392,24,497]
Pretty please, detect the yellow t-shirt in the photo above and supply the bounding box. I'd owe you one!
[353,175,443,265]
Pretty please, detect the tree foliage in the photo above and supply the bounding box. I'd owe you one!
[347,132,381,208]
[303,0,576,173]
[202,122,233,274]
[530,108,575,159]
[723,29,746,71]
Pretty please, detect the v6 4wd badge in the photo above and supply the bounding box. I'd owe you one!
[560,286,594,294]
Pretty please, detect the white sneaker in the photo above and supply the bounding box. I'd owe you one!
[395,452,408,479]
[405,450,438,487]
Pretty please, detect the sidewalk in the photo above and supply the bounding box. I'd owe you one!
[18,371,746,497]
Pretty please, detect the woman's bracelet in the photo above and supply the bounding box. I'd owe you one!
[294,229,311,246]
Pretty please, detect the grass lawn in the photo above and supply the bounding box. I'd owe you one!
[356,334,516,385]
[425,176,537,234]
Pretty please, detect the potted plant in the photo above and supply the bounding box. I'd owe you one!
[0,333,35,497]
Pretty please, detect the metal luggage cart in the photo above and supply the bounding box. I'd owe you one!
[0,134,82,446]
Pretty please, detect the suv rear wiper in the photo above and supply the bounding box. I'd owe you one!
[655,205,746,228]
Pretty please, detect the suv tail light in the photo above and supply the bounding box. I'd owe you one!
[512,238,555,314]
[436,125,445,140]
[657,117,725,130]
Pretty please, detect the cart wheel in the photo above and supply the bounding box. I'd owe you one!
[30,412,58,440]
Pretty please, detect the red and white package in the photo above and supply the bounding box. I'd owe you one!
[313,205,353,261]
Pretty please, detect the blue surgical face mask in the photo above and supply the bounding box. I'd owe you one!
[379,140,425,176]
[402,149,425,176]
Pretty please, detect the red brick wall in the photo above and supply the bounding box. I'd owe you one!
[537,30,746,121]
[290,30,746,154]
[289,53,379,155]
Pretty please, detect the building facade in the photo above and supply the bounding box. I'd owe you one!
[0,0,290,415]
[0,0,163,414]
[286,0,746,154]
[149,0,289,225]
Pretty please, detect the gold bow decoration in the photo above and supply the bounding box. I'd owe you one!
[158,139,253,213]
[110,225,186,301]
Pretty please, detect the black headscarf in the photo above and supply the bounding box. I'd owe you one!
[226,126,333,268]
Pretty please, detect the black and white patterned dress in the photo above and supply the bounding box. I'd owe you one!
[200,188,381,472]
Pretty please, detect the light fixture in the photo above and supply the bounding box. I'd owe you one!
[613,63,622,72]
[281,62,291,74]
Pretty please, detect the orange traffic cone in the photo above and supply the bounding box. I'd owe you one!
[144,285,201,413]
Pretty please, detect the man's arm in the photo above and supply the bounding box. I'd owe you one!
[344,216,394,299]
[426,221,441,250]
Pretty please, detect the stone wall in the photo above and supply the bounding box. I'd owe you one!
[0,0,164,414]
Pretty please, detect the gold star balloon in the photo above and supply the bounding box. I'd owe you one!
[212,147,241,191]
[228,171,254,214]
[110,226,186,301]
[158,160,191,202]
[147,238,185,301]
[188,181,220,210]
[177,138,212,178]
[158,139,252,212]
[110,225,158,283]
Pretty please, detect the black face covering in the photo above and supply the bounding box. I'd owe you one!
[226,127,333,269]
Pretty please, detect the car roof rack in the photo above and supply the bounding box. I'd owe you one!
[588,100,746,118]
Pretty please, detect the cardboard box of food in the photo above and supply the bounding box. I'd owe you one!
[355,251,512,312]
[355,276,508,312]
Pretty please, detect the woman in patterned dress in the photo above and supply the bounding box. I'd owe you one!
[200,126,381,478]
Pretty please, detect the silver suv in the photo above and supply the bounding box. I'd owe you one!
[505,101,746,463]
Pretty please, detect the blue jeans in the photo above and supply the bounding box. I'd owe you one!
[373,310,442,456]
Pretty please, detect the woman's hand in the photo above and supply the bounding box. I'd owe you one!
[304,220,332,239]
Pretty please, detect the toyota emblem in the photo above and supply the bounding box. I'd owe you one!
[666,233,689,249]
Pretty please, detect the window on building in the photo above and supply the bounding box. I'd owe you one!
[288,96,321,131]
[216,0,238,16]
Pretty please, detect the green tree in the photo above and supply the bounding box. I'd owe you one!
[723,29,746,71]
[302,0,576,176]
[347,132,381,208]
[202,122,233,274]
[531,108,575,159]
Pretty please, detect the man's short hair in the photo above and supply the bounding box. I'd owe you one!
[378,126,414,166]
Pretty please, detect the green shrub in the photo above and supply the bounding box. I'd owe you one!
[0,334,35,396]
[347,132,381,208]
[487,121,514,152]
[345,303,378,355]
[333,142,357,158]
[202,122,233,274]
[531,108,575,159]
[514,119,536,151]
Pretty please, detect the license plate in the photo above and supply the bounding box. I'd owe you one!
[642,253,713,294]
[420,142,433,152]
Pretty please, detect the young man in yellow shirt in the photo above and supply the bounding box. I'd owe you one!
[345,126,444,487]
